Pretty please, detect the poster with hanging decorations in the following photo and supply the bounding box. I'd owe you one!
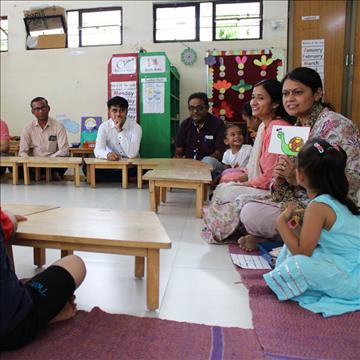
[205,48,285,123]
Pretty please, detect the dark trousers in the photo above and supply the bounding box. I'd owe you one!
[82,164,136,182]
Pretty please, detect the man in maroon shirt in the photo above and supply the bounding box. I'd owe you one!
[174,92,226,177]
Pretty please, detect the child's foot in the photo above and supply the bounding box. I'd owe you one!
[49,295,77,324]
[238,235,261,252]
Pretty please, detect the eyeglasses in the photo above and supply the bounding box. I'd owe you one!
[188,105,206,112]
[32,106,48,112]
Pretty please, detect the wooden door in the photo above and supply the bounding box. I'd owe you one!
[350,3,360,127]
[292,1,347,113]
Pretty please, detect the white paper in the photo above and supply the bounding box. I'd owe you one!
[140,55,166,73]
[268,125,311,156]
[142,81,165,114]
[110,81,137,123]
[301,39,325,85]
[231,254,271,270]
[111,56,137,74]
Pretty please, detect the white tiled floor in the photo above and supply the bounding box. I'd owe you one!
[1,179,253,329]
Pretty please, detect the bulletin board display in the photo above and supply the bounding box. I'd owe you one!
[206,48,285,123]
[107,53,139,124]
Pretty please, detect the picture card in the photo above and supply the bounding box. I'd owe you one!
[268,125,311,156]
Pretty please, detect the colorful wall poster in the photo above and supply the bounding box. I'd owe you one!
[80,116,102,148]
[110,81,137,123]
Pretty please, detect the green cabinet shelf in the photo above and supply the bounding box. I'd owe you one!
[139,52,180,158]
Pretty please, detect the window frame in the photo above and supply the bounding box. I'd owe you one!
[213,0,263,41]
[153,2,200,43]
[153,0,262,43]
[67,6,123,48]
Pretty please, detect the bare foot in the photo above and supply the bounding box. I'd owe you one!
[238,235,261,252]
[49,296,77,324]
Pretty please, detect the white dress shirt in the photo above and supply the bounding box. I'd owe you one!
[94,119,142,159]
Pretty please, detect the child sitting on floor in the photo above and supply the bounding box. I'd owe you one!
[219,124,252,183]
[264,138,360,317]
[0,209,87,350]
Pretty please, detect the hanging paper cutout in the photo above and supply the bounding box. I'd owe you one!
[206,48,285,124]
[212,101,234,120]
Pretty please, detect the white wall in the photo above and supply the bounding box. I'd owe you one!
[0,0,288,142]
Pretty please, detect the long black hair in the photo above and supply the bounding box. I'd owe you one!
[254,79,295,124]
[297,138,359,215]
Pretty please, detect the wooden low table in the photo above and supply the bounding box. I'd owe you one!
[2,203,59,216]
[0,156,24,185]
[132,158,212,189]
[2,203,62,269]
[69,147,94,158]
[12,207,171,310]
[22,157,82,186]
[142,160,212,218]
[84,158,133,189]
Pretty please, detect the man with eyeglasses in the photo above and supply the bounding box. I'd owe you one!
[175,92,225,177]
[19,97,69,180]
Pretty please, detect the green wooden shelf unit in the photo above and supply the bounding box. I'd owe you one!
[139,52,180,158]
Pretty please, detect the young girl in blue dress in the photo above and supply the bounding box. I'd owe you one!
[264,137,360,317]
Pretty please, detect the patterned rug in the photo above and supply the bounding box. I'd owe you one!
[1,307,264,360]
[229,244,360,360]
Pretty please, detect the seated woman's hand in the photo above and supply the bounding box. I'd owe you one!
[274,156,297,185]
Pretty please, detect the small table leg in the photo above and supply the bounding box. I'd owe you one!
[146,249,160,310]
[34,248,46,267]
[13,164,18,185]
[35,168,40,182]
[61,250,73,257]
[74,165,80,187]
[23,164,30,185]
[86,164,91,184]
[90,165,96,188]
[137,165,143,189]
[135,256,145,278]
[160,187,167,203]
[45,168,51,182]
[195,184,205,218]
[122,166,128,189]
[149,181,158,212]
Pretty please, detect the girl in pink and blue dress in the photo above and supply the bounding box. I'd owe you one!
[264,138,360,317]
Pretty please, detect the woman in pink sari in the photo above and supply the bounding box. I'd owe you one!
[202,79,294,243]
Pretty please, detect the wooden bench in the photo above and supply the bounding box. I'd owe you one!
[142,159,212,218]
[0,156,24,185]
[84,158,133,189]
[22,157,83,186]
[11,206,171,310]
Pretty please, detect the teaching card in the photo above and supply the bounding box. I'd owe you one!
[230,254,272,270]
[268,125,310,156]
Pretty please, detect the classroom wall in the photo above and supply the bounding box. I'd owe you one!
[0,1,289,142]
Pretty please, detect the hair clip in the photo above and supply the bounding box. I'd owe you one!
[314,142,324,154]
[331,143,340,151]
[288,215,301,230]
